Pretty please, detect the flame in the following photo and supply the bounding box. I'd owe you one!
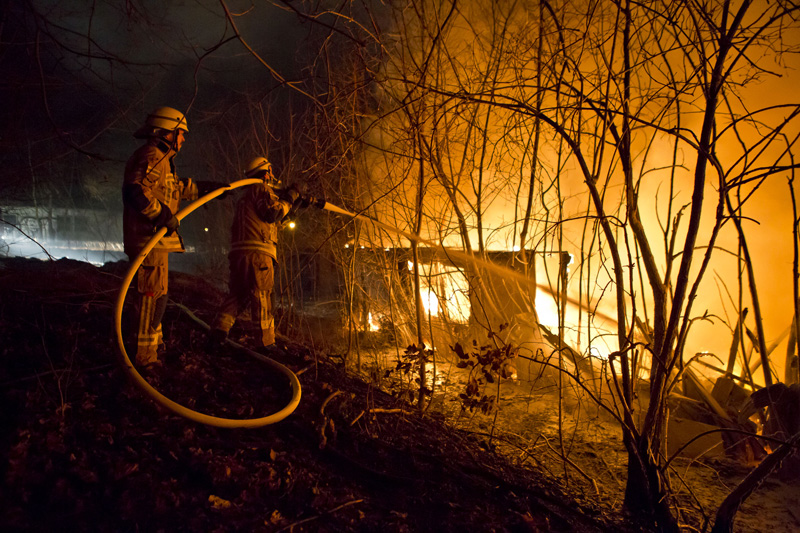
[367,312,381,331]
[534,292,560,329]
[417,262,471,323]
[422,288,440,316]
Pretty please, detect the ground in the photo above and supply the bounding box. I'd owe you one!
[0,256,642,533]
[3,257,798,532]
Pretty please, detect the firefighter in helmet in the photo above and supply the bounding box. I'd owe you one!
[207,156,323,351]
[122,106,226,368]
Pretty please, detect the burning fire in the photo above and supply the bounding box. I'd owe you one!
[367,312,380,332]
[408,261,471,322]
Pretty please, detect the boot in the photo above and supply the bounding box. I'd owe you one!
[256,343,284,358]
[135,346,160,368]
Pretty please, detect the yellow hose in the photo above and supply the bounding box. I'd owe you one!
[114,178,301,428]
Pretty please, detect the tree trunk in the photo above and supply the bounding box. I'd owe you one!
[624,433,679,533]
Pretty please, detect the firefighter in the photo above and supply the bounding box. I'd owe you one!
[122,106,225,368]
[207,156,323,352]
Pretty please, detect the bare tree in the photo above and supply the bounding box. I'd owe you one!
[293,0,800,529]
[12,0,800,530]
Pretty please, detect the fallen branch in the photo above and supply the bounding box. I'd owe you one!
[350,407,414,426]
[276,498,364,532]
[295,363,314,376]
[320,390,344,415]
[711,429,800,533]
[319,390,346,449]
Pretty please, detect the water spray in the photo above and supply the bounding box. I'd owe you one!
[320,202,617,325]
[114,179,301,428]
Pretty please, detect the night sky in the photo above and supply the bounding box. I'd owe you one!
[1,1,316,191]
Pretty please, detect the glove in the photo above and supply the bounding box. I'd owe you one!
[154,203,180,236]
[196,180,230,200]
[278,185,301,205]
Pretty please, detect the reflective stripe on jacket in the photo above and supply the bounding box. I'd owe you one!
[229,182,291,260]
[122,139,198,256]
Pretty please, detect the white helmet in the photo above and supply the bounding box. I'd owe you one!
[134,106,188,138]
[245,157,276,180]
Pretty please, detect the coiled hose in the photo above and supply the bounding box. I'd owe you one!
[113,178,301,428]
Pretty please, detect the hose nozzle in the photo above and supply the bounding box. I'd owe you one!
[297,195,327,210]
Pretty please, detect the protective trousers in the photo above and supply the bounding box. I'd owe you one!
[212,252,276,347]
[135,251,169,365]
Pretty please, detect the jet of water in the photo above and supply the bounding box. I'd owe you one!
[319,201,616,324]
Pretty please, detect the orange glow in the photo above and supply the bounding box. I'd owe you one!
[407,260,471,323]
[368,312,380,331]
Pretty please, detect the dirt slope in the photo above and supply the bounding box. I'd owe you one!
[0,256,644,532]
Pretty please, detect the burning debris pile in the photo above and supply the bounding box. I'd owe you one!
[667,351,799,479]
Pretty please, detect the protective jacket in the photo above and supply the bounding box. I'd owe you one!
[210,182,292,347]
[122,138,198,257]
[229,182,291,260]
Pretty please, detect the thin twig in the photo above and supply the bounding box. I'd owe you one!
[541,435,599,495]
[2,363,114,386]
[0,218,54,260]
[320,390,344,416]
[350,407,414,426]
[276,498,364,532]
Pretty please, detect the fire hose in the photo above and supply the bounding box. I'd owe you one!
[113,178,302,428]
[113,176,606,428]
